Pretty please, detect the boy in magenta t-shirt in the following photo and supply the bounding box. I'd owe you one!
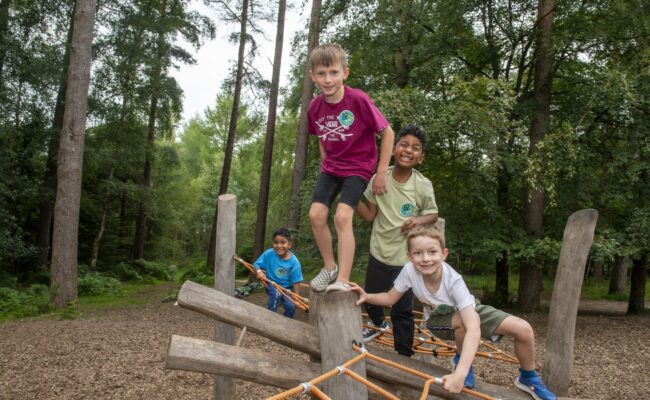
[307,43,395,293]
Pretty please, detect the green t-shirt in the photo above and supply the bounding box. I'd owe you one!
[364,166,438,266]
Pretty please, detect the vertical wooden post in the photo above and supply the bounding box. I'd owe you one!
[213,194,237,399]
[544,209,598,395]
[317,291,368,399]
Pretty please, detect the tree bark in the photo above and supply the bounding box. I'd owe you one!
[35,6,75,267]
[518,0,555,312]
[50,0,97,308]
[90,168,113,270]
[608,255,627,295]
[286,0,321,231]
[252,0,286,259]
[207,0,249,267]
[627,254,647,314]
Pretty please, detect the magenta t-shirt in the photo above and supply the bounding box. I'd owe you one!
[307,86,389,181]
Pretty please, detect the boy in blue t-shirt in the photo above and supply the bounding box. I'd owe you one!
[253,228,303,318]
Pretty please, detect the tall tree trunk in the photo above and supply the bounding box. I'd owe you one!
[133,1,167,260]
[518,0,555,312]
[591,259,604,280]
[495,250,509,306]
[252,0,286,259]
[207,0,249,268]
[627,254,647,314]
[286,0,321,231]
[90,168,113,271]
[50,0,96,308]
[35,8,75,267]
[608,255,627,295]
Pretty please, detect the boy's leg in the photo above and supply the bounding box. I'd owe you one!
[363,256,393,325]
[390,284,414,357]
[492,315,536,371]
[309,202,336,269]
[281,290,297,318]
[265,286,280,312]
[326,175,368,292]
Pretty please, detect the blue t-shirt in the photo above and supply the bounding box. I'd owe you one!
[253,248,303,289]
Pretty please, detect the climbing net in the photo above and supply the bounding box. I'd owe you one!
[266,341,497,400]
[362,314,519,364]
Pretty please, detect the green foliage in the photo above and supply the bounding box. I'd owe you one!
[178,260,213,287]
[78,273,122,296]
[0,285,53,321]
[100,260,175,283]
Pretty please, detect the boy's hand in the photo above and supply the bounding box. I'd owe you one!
[348,282,368,305]
[400,218,417,234]
[372,171,388,195]
[255,269,266,280]
[441,372,465,394]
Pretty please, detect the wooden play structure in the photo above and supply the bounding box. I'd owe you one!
[165,194,597,399]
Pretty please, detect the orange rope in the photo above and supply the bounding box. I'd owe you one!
[267,342,497,400]
[233,255,309,312]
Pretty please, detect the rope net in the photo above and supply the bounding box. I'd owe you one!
[267,342,497,400]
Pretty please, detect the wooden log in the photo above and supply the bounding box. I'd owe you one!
[177,280,321,356]
[544,209,598,395]
[167,334,443,399]
[175,281,528,399]
[213,193,237,399]
[316,291,367,399]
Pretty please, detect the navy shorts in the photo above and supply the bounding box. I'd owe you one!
[312,173,368,209]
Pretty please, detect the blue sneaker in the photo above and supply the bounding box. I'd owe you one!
[515,374,557,400]
[451,353,475,389]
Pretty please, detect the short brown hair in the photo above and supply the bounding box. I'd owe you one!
[309,43,348,70]
[407,225,446,250]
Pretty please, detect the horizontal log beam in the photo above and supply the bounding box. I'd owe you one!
[177,280,321,356]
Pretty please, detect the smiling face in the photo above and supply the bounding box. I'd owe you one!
[407,234,448,278]
[309,61,349,103]
[272,234,292,259]
[393,134,424,169]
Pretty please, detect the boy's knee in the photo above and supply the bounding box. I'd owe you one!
[309,204,327,223]
[333,207,353,229]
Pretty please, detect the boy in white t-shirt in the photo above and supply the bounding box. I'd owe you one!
[350,225,557,400]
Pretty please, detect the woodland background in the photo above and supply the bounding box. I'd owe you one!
[0,0,648,317]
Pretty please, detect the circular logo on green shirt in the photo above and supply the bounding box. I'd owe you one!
[338,110,354,127]
[400,202,417,217]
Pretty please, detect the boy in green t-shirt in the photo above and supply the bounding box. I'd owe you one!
[356,124,438,357]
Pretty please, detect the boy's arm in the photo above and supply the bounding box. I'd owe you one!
[318,140,325,161]
[400,212,439,234]
[442,306,481,393]
[356,198,378,222]
[292,282,301,293]
[350,284,402,307]
[372,125,395,195]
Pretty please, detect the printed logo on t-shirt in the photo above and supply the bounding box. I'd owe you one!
[400,202,417,217]
[338,110,354,127]
[275,267,288,277]
[314,113,354,142]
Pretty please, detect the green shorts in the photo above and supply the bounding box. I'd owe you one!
[425,304,510,342]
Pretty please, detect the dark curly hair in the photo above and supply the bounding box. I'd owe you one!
[396,124,426,148]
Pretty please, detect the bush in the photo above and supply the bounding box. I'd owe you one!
[100,260,175,283]
[179,260,213,286]
[0,284,53,320]
[78,273,122,296]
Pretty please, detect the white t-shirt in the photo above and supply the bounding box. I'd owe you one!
[393,261,475,320]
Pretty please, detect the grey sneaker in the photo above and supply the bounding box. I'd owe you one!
[363,320,390,342]
[310,265,338,292]
[325,281,351,293]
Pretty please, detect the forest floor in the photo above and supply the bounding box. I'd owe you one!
[0,282,648,400]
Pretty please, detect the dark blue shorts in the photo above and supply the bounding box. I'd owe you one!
[312,173,368,209]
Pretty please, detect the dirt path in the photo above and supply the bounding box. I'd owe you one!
[0,283,647,399]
